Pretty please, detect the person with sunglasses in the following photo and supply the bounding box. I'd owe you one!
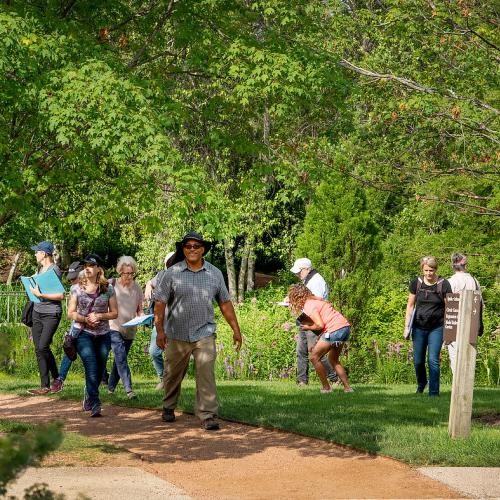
[68,254,118,417]
[107,256,144,399]
[154,231,242,431]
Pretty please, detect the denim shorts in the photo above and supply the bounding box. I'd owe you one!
[319,326,350,344]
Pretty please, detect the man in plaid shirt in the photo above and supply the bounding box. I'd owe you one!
[154,231,242,431]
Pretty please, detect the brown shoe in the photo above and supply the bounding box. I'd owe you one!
[201,418,220,431]
[27,387,51,395]
[50,378,63,393]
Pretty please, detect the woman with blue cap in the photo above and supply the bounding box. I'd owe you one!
[27,241,64,395]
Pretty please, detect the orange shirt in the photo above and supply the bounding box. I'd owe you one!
[303,298,350,333]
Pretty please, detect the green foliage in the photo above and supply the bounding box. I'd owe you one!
[295,173,381,324]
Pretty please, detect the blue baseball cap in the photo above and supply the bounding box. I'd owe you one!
[31,241,54,256]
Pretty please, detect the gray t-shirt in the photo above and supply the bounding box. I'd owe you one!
[33,264,63,315]
[153,260,231,342]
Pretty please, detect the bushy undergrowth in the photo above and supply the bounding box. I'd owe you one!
[0,284,498,385]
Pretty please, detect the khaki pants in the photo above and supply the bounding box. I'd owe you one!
[163,336,218,421]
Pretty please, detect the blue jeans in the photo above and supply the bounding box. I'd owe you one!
[108,330,134,393]
[76,332,111,410]
[149,327,164,379]
[412,326,443,396]
[59,354,72,381]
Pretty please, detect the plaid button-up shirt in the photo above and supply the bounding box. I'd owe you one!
[153,259,231,342]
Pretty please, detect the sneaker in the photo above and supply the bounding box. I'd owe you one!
[320,387,332,394]
[107,388,114,395]
[155,380,164,390]
[126,391,137,400]
[50,378,63,393]
[297,381,308,386]
[27,387,50,395]
[201,418,220,431]
[344,387,354,393]
[90,405,102,418]
[162,408,176,423]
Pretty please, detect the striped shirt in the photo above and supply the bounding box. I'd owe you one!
[153,259,231,342]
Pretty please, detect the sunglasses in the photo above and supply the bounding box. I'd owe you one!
[183,244,203,250]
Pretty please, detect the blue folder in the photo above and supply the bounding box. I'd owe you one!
[20,269,65,303]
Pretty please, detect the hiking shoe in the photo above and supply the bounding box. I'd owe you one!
[126,391,137,400]
[161,408,176,423]
[27,387,50,395]
[90,405,102,418]
[201,418,220,431]
[155,380,164,390]
[50,378,63,393]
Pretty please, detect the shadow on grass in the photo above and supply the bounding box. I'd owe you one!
[1,377,499,466]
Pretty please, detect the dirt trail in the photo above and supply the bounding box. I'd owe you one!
[0,394,463,499]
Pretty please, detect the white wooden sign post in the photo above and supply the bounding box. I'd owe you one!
[447,289,481,438]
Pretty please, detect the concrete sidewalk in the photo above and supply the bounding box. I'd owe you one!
[419,467,500,499]
[7,466,191,500]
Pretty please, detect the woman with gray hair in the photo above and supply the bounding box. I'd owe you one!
[107,256,144,398]
[447,253,482,375]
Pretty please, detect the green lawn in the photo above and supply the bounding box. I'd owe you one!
[1,375,498,466]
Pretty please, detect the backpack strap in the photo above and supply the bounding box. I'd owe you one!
[415,276,423,296]
[436,278,444,301]
[416,276,445,302]
[303,269,318,286]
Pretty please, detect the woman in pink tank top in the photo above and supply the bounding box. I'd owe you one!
[288,284,353,394]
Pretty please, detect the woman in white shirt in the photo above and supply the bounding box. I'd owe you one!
[107,256,144,399]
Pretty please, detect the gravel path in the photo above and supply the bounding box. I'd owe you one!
[0,394,464,499]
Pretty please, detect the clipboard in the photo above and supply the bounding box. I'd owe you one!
[20,269,65,302]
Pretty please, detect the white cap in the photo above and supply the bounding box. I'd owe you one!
[164,251,175,265]
[290,258,312,274]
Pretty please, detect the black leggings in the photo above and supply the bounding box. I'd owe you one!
[31,310,61,388]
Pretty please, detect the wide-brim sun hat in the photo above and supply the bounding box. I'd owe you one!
[169,231,213,266]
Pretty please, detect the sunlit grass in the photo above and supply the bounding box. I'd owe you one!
[1,374,498,466]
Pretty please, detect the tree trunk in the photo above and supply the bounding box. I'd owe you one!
[6,252,20,286]
[246,240,255,292]
[238,238,251,303]
[223,239,237,303]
